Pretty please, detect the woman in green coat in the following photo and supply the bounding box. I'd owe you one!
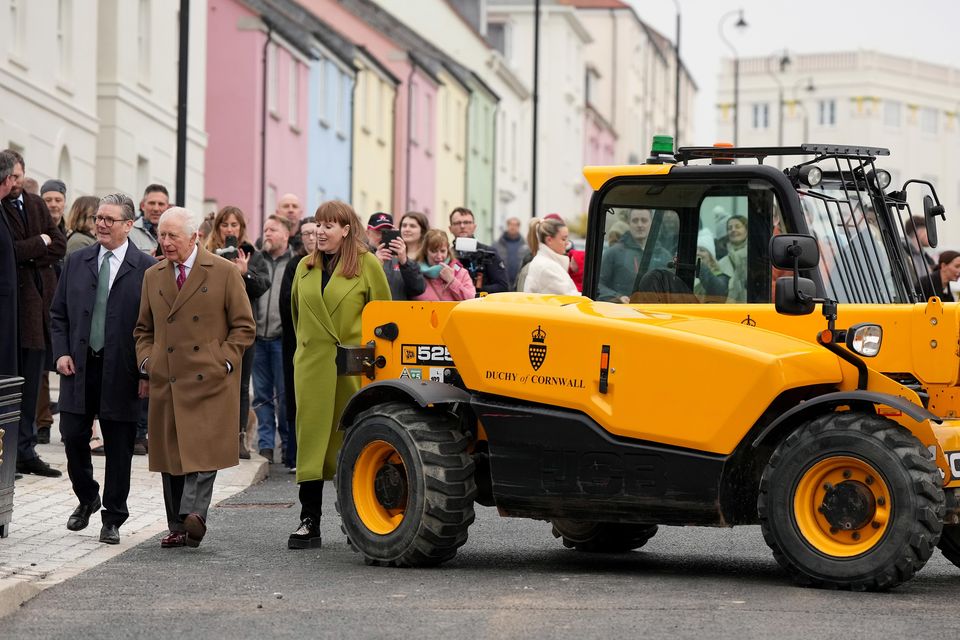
[288,201,391,549]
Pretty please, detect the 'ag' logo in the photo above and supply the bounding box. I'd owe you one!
[529,325,547,371]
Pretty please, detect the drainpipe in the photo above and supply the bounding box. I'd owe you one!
[260,22,273,229]
[406,62,415,214]
[490,102,498,241]
[609,8,617,133]
[348,67,356,205]
[390,77,398,215]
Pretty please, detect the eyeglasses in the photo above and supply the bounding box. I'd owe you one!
[451,219,475,227]
[301,231,317,237]
[94,215,127,227]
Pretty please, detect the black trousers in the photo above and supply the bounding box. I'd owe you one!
[16,348,44,461]
[59,350,136,527]
[239,346,254,434]
[299,480,324,522]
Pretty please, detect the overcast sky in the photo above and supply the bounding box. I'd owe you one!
[627,0,960,143]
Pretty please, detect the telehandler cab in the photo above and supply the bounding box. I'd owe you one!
[332,139,960,591]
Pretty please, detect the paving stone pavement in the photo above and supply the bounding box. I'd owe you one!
[0,404,268,617]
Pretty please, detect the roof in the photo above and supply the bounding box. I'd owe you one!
[556,0,631,8]
[263,0,357,68]
[241,0,317,59]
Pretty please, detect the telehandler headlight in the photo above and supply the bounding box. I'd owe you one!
[868,169,892,190]
[798,165,822,187]
[846,323,882,357]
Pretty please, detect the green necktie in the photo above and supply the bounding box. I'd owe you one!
[89,251,113,353]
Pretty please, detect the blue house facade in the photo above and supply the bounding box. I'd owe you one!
[306,21,357,212]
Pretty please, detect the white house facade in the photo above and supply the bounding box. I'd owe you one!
[718,50,960,248]
[1,0,99,194]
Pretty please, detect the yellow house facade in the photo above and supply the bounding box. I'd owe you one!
[352,49,398,218]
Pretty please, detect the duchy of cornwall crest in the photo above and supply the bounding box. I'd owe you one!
[529,325,547,371]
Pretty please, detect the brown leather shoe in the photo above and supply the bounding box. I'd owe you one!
[161,531,187,548]
[184,513,207,547]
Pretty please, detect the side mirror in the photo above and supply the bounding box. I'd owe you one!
[775,276,817,315]
[770,234,820,270]
[923,195,945,249]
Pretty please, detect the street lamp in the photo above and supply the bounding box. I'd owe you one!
[793,77,816,143]
[767,50,791,167]
[718,9,748,146]
[673,0,681,145]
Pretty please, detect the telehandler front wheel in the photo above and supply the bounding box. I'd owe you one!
[335,402,476,567]
[759,412,944,591]
[551,520,658,553]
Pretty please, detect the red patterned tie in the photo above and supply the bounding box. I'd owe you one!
[176,263,186,290]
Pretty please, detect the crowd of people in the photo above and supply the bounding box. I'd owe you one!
[0,145,590,550]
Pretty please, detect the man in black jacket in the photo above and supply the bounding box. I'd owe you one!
[0,151,19,377]
[50,193,156,544]
[449,207,508,294]
[2,150,65,477]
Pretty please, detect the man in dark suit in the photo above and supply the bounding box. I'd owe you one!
[0,151,19,378]
[2,150,65,477]
[50,193,156,544]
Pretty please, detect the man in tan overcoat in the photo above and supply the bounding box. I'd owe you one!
[135,207,255,548]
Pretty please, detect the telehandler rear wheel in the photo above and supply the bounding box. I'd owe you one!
[335,402,476,567]
[936,525,960,567]
[551,520,658,553]
[759,411,943,591]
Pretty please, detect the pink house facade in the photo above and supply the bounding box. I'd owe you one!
[205,0,310,234]
[582,104,617,214]
[406,56,440,218]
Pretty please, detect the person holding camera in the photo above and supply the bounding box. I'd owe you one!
[448,206,508,294]
[247,215,296,466]
[366,212,425,301]
[205,206,269,459]
[414,229,476,301]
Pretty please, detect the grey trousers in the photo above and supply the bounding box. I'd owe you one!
[161,471,217,532]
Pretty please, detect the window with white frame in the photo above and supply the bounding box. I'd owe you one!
[57,0,72,77]
[752,103,769,129]
[424,92,433,149]
[9,0,25,59]
[267,44,278,115]
[884,100,901,128]
[317,56,327,125]
[442,91,451,148]
[335,72,347,136]
[357,71,368,132]
[138,0,151,84]
[920,107,938,134]
[818,99,836,126]
[376,79,386,141]
[289,60,300,128]
[410,83,420,145]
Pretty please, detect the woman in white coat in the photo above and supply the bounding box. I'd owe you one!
[522,217,579,295]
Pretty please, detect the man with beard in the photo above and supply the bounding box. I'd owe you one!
[248,215,295,466]
[2,150,66,477]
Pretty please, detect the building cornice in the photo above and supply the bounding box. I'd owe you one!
[0,68,99,135]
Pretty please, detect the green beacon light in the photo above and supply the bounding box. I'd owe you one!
[647,135,676,164]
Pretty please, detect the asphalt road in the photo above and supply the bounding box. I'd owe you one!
[4,466,960,640]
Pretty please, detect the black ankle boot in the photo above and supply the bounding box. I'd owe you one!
[288,517,322,549]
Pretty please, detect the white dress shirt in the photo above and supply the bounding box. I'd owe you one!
[97,239,129,291]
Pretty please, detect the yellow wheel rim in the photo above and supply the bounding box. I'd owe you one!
[352,440,407,535]
[793,455,891,558]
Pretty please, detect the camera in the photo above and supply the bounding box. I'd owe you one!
[453,237,497,277]
[216,235,239,261]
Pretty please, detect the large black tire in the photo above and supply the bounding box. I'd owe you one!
[335,401,476,567]
[937,525,960,567]
[759,411,944,591]
[551,519,658,553]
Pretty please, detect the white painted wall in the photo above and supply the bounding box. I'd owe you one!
[0,0,99,194]
[96,0,208,212]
